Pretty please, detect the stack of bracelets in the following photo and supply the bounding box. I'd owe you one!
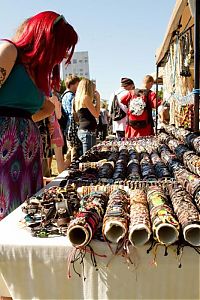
[168,184,200,246]
[147,186,180,246]
[102,189,130,244]
[128,189,151,247]
[19,133,200,279]
[22,185,80,237]
[159,131,200,176]
[150,151,171,179]
[163,124,200,154]
[67,191,109,248]
[173,166,200,210]
[98,152,118,180]
[127,149,141,180]
[113,148,129,181]
[140,152,157,181]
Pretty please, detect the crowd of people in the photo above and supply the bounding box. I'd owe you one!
[0,11,170,221]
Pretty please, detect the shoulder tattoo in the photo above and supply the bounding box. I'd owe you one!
[0,67,6,88]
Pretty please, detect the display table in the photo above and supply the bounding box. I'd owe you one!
[0,172,199,300]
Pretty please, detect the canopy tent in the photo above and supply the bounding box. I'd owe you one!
[156,0,194,66]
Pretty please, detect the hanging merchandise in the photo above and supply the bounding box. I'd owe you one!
[128,189,151,247]
[147,186,180,245]
[67,191,108,248]
[180,32,192,77]
[102,189,129,244]
[168,184,200,247]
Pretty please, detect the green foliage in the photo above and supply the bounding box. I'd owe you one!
[157,88,163,99]
[60,80,66,94]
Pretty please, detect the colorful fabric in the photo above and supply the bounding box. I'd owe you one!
[49,113,64,147]
[0,116,43,220]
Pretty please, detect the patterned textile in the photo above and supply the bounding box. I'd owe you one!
[67,115,82,147]
[0,116,43,220]
[36,119,52,158]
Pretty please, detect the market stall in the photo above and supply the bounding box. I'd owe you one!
[0,132,199,299]
[155,0,199,131]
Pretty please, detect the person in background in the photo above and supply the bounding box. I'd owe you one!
[74,78,100,154]
[61,75,80,167]
[0,11,78,220]
[48,91,65,174]
[109,78,135,138]
[121,75,160,137]
[37,118,53,178]
[157,100,170,131]
[100,102,109,140]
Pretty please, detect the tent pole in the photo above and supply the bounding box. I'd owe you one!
[194,0,200,131]
[155,64,159,134]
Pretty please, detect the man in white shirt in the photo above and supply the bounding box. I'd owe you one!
[109,78,135,138]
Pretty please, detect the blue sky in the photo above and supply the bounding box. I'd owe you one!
[0,0,175,99]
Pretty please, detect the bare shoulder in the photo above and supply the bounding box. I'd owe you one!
[0,41,17,58]
[83,94,92,105]
[0,41,18,87]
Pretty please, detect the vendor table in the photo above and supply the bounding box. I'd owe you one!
[0,172,199,300]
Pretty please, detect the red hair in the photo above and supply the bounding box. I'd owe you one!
[13,11,78,95]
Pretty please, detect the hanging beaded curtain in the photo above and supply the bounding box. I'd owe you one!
[67,191,108,247]
[147,186,180,245]
[168,184,200,247]
[102,189,129,244]
[128,189,151,247]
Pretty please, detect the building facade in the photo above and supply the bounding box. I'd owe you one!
[61,51,90,80]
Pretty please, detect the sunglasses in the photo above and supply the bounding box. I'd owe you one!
[54,14,68,25]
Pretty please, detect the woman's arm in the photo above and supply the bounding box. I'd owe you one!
[83,92,100,118]
[32,98,55,122]
[50,94,61,119]
[0,41,17,88]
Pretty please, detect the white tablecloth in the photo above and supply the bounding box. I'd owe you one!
[0,172,199,300]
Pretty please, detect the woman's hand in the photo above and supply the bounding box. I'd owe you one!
[32,98,55,122]
[94,90,100,102]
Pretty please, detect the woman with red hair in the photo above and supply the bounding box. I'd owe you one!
[0,11,78,220]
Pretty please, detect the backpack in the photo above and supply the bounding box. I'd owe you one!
[128,89,154,128]
[110,94,126,121]
[58,90,70,131]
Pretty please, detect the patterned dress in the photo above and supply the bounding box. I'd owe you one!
[0,63,44,220]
